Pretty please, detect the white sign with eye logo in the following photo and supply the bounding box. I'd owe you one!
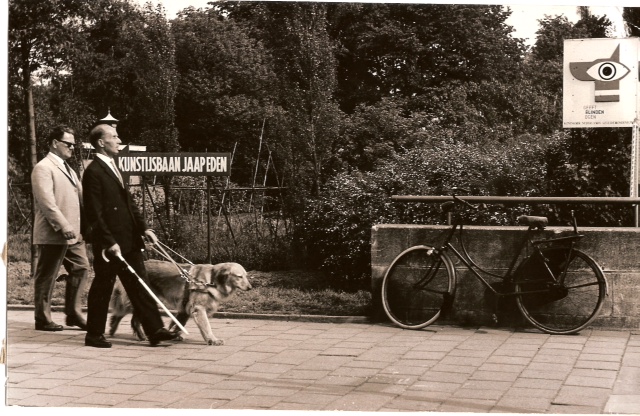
[563,38,639,128]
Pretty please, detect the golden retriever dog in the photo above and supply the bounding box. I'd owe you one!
[109,260,251,345]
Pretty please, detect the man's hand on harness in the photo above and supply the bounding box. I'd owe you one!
[144,229,158,245]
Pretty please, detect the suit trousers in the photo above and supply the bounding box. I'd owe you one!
[33,242,89,325]
[86,248,164,337]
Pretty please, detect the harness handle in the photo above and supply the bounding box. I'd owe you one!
[150,241,192,283]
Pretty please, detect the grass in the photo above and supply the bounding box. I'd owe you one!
[7,262,372,317]
[8,217,373,317]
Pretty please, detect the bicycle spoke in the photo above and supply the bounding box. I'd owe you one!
[516,248,606,335]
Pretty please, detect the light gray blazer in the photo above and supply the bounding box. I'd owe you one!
[31,153,83,245]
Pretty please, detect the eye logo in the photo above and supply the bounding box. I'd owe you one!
[569,45,631,102]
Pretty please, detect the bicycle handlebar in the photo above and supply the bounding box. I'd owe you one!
[452,195,478,209]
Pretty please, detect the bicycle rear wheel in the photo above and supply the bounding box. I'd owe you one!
[381,246,456,329]
[515,247,607,335]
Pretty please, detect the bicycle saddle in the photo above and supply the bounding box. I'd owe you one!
[517,215,548,230]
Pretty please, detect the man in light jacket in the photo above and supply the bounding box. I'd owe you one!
[31,125,89,331]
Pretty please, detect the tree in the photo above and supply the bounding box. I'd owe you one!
[171,6,276,183]
[325,3,526,113]
[9,0,98,170]
[66,1,179,152]
[622,7,640,37]
[211,2,343,198]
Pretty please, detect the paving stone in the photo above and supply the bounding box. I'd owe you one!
[604,394,640,414]
[72,392,134,406]
[278,369,330,381]
[614,367,640,394]
[410,380,461,393]
[5,310,639,412]
[13,377,70,389]
[44,385,101,398]
[155,380,209,393]
[111,400,165,408]
[66,376,122,388]
[297,355,352,371]
[419,370,469,384]
[494,395,551,413]
[223,393,284,409]
[130,388,187,404]
[512,377,563,390]
[579,352,624,362]
[485,355,531,365]
[478,362,526,373]
[354,381,408,395]
[248,385,303,397]
[14,393,77,407]
[453,388,505,401]
[553,385,611,407]
[383,397,442,411]
[548,404,602,413]
[469,370,520,382]
[520,369,570,380]
[439,397,496,412]
[190,388,243,401]
[101,383,155,395]
[6,388,47,402]
[504,386,558,399]
[574,359,620,370]
[279,391,341,406]
[328,391,394,411]
[565,374,615,389]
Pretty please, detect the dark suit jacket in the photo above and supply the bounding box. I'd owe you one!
[82,156,148,254]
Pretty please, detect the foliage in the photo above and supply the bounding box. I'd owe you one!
[7,1,633,293]
[326,3,526,113]
[65,0,179,152]
[623,7,640,37]
[9,0,100,169]
[298,132,598,282]
[171,7,276,184]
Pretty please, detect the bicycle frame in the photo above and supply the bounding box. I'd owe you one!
[433,213,584,299]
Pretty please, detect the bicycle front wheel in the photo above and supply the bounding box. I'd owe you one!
[516,247,607,335]
[381,246,456,329]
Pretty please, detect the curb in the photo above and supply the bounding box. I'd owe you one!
[6,304,372,325]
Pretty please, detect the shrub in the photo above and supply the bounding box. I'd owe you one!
[299,132,581,283]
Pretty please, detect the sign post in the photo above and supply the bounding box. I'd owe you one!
[563,38,640,226]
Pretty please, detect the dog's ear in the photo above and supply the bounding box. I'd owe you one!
[213,264,234,297]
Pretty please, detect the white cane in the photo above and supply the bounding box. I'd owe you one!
[103,250,189,335]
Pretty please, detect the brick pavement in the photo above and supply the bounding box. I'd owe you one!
[4,308,640,413]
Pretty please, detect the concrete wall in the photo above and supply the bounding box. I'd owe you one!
[371,225,640,329]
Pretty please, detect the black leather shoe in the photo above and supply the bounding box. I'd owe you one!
[85,334,112,348]
[66,315,87,330]
[148,328,179,346]
[35,322,63,331]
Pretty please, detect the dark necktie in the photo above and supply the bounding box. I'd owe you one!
[64,161,76,185]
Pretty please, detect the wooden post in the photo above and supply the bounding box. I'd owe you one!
[207,176,212,264]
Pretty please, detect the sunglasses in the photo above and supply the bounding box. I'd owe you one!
[56,139,75,148]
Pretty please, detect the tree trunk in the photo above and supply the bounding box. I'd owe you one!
[22,40,37,170]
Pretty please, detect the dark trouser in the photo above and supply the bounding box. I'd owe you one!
[86,248,164,337]
[33,243,89,325]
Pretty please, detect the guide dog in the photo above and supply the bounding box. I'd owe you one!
[109,260,251,345]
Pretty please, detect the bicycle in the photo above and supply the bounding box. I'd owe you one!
[381,192,608,335]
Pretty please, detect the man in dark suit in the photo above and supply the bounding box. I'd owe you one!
[82,123,177,348]
[31,125,89,331]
